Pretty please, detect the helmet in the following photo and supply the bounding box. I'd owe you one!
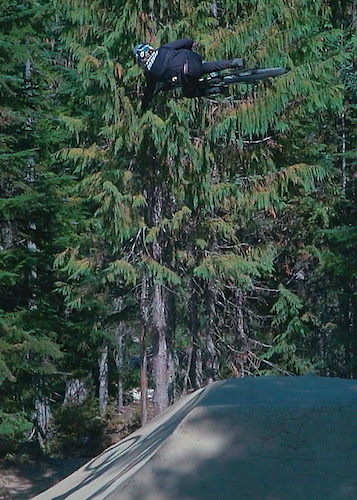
[133,43,154,66]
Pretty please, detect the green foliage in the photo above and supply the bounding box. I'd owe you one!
[0,411,33,456]
[271,285,303,327]
[140,257,181,285]
[1,0,357,454]
[51,398,106,457]
[60,0,348,383]
[194,253,261,286]
[0,0,76,456]
[264,285,315,374]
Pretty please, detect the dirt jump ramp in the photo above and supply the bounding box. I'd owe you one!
[32,375,357,500]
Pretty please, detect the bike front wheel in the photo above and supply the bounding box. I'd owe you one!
[222,67,286,85]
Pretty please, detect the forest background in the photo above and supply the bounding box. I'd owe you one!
[1,0,357,458]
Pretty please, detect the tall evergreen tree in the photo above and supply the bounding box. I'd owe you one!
[294,0,357,378]
[2,0,357,456]
[53,0,347,421]
[0,0,69,448]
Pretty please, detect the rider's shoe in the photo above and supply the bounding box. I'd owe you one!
[231,58,246,69]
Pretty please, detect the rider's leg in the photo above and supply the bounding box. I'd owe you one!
[181,53,242,97]
[183,84,229,98]
[181,55,202,97]
[201,58,245,74]
[182,78,203,97]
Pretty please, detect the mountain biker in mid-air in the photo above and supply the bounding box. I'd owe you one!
[133,38,246,109]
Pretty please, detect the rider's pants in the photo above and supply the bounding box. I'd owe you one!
[181,53,237,97]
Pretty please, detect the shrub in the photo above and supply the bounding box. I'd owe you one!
[50,398,106,457]
[0,411,33,457]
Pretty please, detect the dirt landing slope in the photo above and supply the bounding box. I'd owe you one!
[32,376,357,500]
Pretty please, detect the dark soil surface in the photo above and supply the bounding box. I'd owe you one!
[0,457,88,499]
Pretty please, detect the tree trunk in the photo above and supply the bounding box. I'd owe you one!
[341,112,347,192]
[112,296,126,413]
[140,272,149,425]
[351,294,357,379]
[152,282,169,415]
[140,324,148,425]
[188,280,203,390]
[167,286,177,403]
[344,292,357,379]
[151,185,170,415]
[212,1,218,18]
[204,286,219,384]
[234,289,249,377]
[114,324,124,413]
[353,1,357,31]
[35,398,52,450]
[63,378,89,405]
[98,341,109,417]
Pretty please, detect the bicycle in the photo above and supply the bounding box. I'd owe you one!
[157,66,286,98]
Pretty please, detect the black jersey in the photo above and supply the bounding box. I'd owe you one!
[142,38,199,108]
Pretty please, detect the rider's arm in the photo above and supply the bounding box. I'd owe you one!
[142,77,156,110]
[163,38,194,50]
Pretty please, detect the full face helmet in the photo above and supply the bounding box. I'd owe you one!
[133,43,154,67]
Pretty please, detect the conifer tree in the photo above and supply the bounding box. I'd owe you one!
[292,0,357,377]
[0,0,68,448]
[52,0,348,422]
[2,0,357,456]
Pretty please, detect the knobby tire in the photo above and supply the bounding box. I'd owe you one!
[222,67,286,85]
[201,67,286,88]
